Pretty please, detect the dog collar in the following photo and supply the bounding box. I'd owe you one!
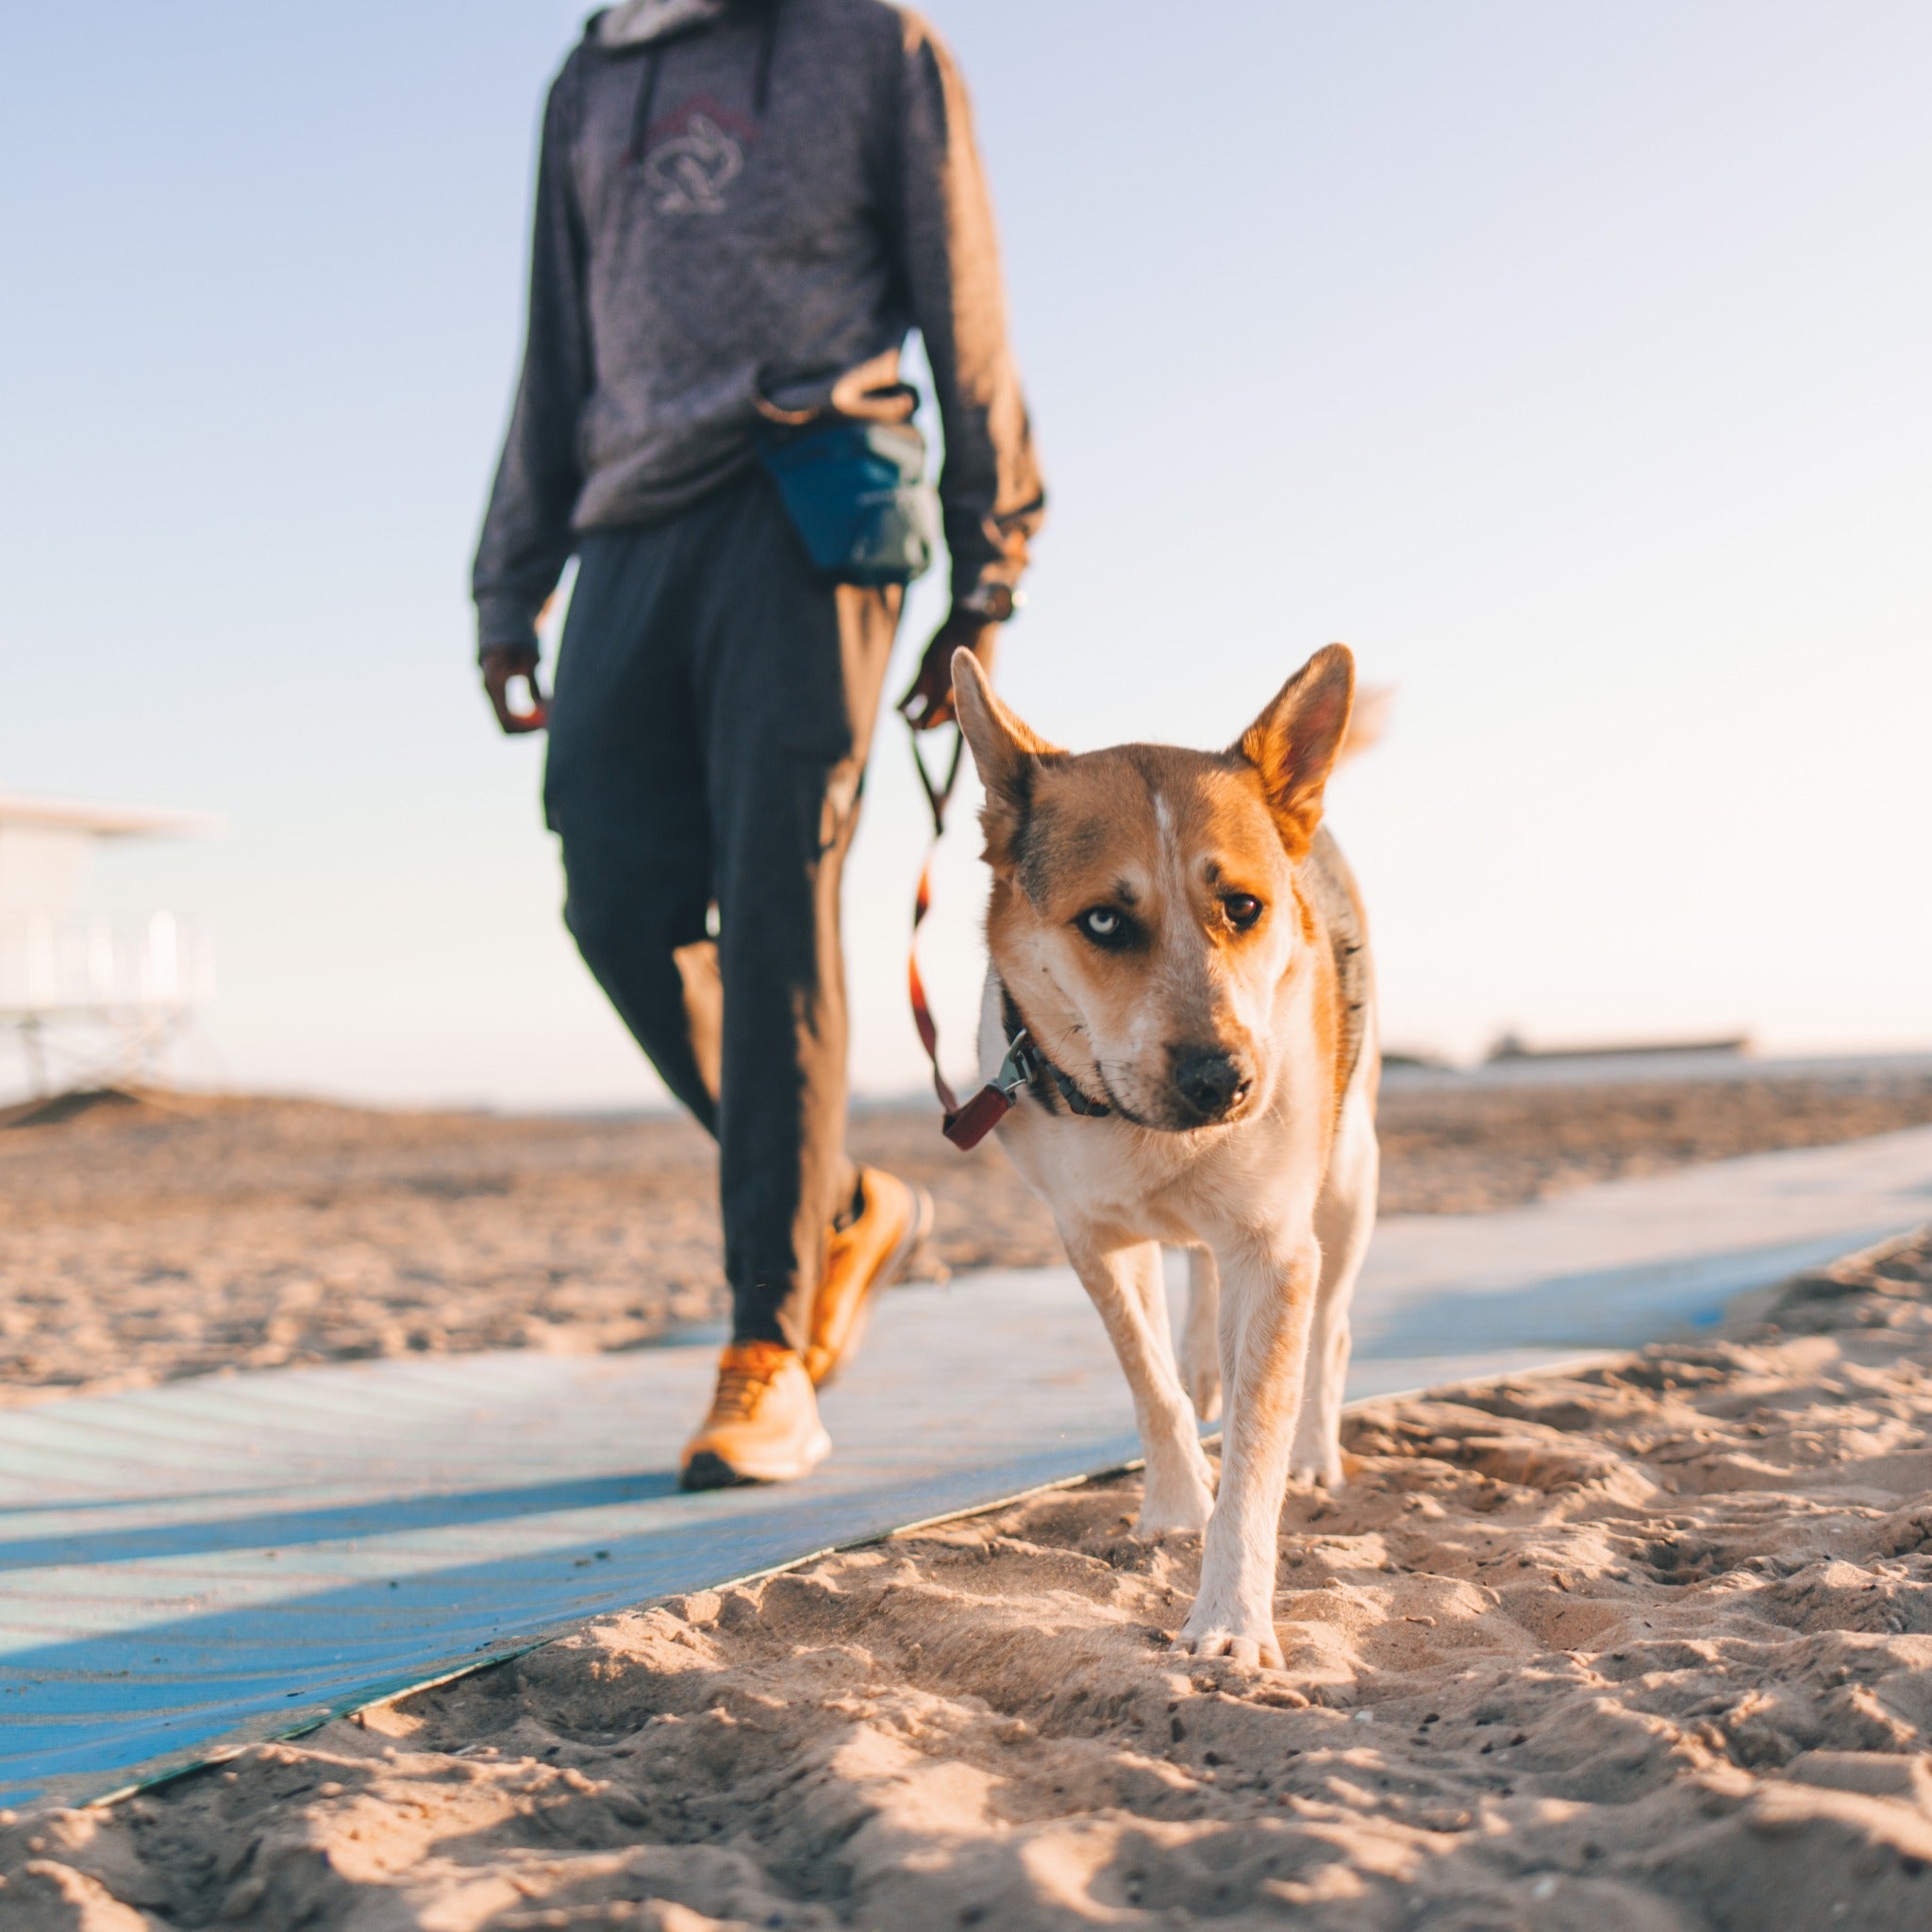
[1000,991,1112,1120]
[941,992,1111,1150]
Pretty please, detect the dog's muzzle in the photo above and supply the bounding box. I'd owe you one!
[1171,1047,1254,1124]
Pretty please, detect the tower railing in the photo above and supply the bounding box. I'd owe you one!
[0,911,214,1095]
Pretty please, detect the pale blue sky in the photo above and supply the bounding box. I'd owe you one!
[4,2,1927,1108]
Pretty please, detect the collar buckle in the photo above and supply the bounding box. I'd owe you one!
[994,1028,1039,1099]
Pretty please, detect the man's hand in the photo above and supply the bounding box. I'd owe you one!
[482,645,549,734]
[897,609,997,731]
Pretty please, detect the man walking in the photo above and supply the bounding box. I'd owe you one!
[474,0,1042,1490]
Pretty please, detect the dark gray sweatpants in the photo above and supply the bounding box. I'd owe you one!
[543,473,901,1351]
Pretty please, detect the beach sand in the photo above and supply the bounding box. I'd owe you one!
[5,1065,1932,1405]
[6,1229,1931,1928]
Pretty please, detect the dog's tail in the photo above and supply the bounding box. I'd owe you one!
[1338,683,1393,767]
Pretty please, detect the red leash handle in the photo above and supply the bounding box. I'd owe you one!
[908,728,1017,1150]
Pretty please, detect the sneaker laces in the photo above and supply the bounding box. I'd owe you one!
[710,1341,792,1421]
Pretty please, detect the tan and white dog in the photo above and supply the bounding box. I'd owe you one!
[951,642,1379,1670]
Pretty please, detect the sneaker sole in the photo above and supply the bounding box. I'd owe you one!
[678,1425,832,1492]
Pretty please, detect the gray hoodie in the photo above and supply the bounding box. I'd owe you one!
[473,0,1045,655]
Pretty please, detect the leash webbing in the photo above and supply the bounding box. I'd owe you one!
[908,726,966,1124]
[908,725,1021,1147]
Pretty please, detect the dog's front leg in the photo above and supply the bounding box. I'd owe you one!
[1064,1233,1216,1536]
[1181,1246,1222,1423]
[1174,1233,1319,1669]
[1291,1091,1378,1488]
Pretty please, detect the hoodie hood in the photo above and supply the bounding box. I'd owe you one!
[596,0,731,49]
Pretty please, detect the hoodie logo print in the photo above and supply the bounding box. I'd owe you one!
[645,113,743,215]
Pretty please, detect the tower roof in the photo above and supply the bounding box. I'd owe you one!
[0,793,217,839]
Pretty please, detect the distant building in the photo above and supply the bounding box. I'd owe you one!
[0,792,216,1097]
[1485,1028,1750,1065]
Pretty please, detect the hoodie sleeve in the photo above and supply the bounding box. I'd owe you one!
[472,56,592,659]
[893,14,1045,606]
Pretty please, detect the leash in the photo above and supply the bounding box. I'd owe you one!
[908,727,1006,1148]
[907,727,1108,1151]
[906,726,963,1131]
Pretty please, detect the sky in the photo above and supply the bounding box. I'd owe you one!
[2,1,1928,1111]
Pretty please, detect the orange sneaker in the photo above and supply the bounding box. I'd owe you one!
[803,1167,934,1387]
[678,1341,831,1491]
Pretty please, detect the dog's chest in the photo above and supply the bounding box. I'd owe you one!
[998,1104,1323,1247]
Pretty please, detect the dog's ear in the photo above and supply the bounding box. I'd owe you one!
[952,649,1060,867]
[1236,643,1356,858]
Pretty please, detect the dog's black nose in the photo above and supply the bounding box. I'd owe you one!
[1174,1048,1251,1120]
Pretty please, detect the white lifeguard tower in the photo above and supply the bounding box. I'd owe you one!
[0,792,217,1099]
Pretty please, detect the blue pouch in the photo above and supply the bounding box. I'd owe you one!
[756,416,940,588]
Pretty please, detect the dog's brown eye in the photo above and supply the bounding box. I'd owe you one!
[1224,893,1263,930]
[1077,907,1129,945]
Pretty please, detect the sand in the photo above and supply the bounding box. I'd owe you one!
[5,1064,1932,1405]
[7,1228,1932,1929]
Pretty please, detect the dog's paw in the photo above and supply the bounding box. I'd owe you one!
[1138,1471,1214,1539]
[1289,1455,1344,1491]
[1138,1500,1211,1539]
[1289,1423,1345,1491]
[1170,1608,1285,1672]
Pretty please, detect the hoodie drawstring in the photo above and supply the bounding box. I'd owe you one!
[625,47,663,165]
[626,1,779,168]
[753,3,778,115]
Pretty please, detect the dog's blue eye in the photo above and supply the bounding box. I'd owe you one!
[1224,894,1263,930]
[1077,907,1126,943]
